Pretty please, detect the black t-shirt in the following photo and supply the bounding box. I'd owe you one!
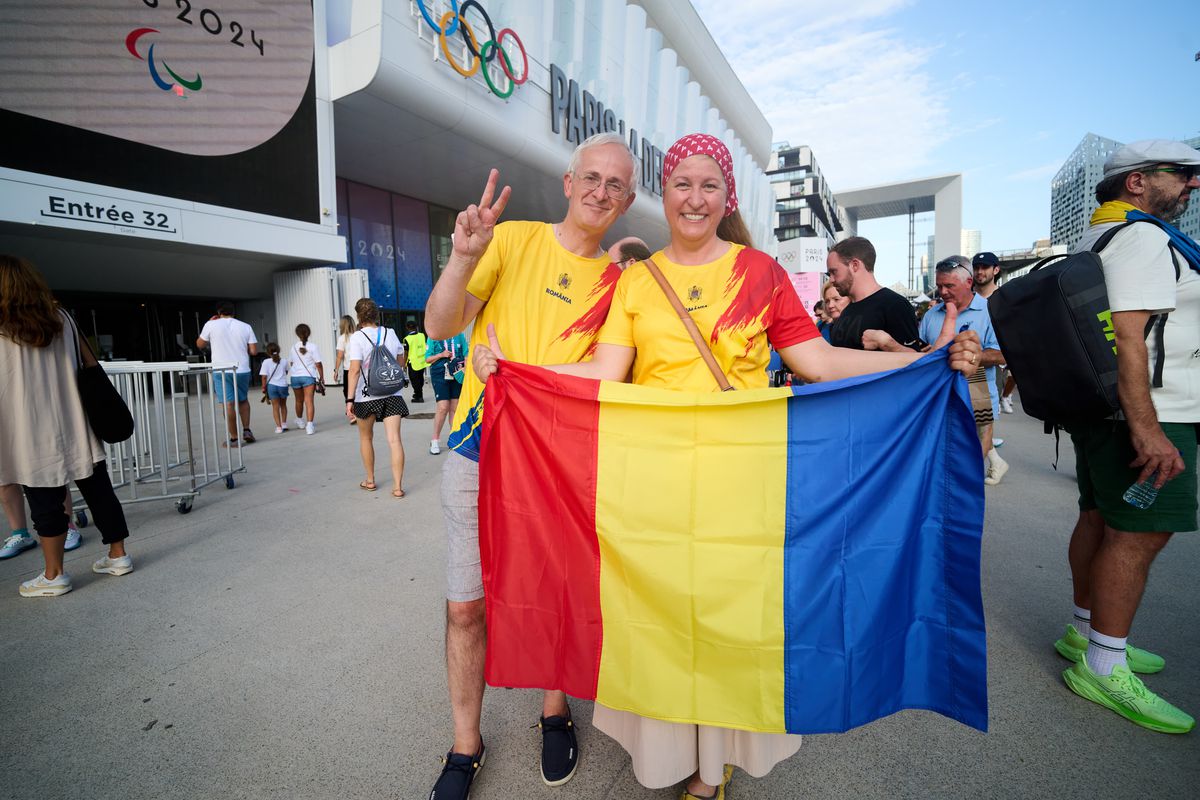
[829,287,920,350]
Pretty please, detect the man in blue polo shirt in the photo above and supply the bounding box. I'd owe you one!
[863,255,1008,484]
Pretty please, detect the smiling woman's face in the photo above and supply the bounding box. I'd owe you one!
[663,155,726,246]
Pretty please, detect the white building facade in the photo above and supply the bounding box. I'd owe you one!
[0,0,773,363]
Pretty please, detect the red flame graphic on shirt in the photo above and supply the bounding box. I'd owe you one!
[557,264,623,356]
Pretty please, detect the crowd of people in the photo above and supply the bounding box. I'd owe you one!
[426,132,1198,800]
[2,131,1196,798]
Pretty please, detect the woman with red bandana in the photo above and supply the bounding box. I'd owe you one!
[475,133,981,798]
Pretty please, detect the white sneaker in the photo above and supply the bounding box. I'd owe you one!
[0,531,36,559]
[984,455,1009,486]
[305,422,315,435]
[430,439,441,455]
[64,525,82,552]
[19,572,72,597]
[275,426,284,434]
[1001,396,1014,414]
[92,554,134,576]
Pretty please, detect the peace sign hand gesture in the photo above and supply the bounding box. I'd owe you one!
[453,169,512,262]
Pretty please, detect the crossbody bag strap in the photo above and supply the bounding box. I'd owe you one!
[641,258,734,391]
[293,343,315,377]
[62,309,94,368]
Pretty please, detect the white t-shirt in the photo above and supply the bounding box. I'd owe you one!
[346,326,405,402]
[1076,222,1198,422]
[259,357,290,388]
[198,317,256,373]
[290,340,323,379]
[336,332,351,354]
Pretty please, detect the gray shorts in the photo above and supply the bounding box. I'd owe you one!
[441,452,483,602]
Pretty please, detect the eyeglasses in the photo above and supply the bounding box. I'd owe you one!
[1143,165,1199,181]
[574,173,630,199]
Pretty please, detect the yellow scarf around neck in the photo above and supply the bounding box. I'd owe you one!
[1090,200,1137,226]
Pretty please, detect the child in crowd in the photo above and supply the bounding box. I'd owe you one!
[259,343,291,433]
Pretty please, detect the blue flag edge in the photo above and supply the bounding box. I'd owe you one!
[782,349,989,734]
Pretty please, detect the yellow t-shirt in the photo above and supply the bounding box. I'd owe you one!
[448,221,621,459]
[598,244,818,391]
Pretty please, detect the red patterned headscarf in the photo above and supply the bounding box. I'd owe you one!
[662,133,738,217]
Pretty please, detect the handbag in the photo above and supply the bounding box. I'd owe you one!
[640,258,734,391]
[65,312,134,443]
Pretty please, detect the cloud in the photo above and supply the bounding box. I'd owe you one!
[1005,160,1063,182]
[691,0,954,187]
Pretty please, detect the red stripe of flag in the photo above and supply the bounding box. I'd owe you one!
[479,363,604,698]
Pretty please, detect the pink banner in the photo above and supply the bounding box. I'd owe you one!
[790,272,822,318]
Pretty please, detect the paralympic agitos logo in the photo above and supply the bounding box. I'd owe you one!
[415,0,528,99]
[125,27,202,96]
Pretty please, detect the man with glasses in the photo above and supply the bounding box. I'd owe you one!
[1055,139,1200,734]
[861,257,1008,484]
[424,132,636,799]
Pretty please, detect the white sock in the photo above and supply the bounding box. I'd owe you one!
[1086,630,1127,676]
[987,450,1006,467]
[1072,605,1091,637]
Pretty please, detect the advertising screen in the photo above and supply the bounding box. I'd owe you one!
[0,0,319,223]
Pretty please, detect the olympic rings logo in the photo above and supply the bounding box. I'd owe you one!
[415,0,528,99]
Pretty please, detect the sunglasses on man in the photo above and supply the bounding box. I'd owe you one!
[1142,165,1199,181]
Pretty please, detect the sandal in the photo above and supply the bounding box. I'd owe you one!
[359,481,377,492]
[242,429,256,444]
[221,438,240,448]
[680,765,733,800]
[392,488,406,498]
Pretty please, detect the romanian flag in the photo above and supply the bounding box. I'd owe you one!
[479,356,987,735]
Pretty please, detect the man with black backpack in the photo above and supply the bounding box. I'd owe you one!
[1055,139,1200,734]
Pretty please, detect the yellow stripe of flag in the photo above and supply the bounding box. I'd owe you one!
[594,381,790,732]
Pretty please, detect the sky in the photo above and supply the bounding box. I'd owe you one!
[690,0,1200,289]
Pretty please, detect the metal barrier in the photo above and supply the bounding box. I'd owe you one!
[72,362,246,522]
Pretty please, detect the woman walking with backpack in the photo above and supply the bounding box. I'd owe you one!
[345,298,409,497]
[289,323,324,435]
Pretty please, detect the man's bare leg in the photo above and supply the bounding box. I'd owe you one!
[1089,527,1172,638]
[446,599,486,754]
[238,399,251,431]
[224,402,238,440]
[542,689,568,717]
[1067,510,1105,609]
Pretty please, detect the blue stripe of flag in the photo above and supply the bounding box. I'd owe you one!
[782,350,988,733]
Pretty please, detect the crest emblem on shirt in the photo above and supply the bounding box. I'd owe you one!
[688,285,702,302]
[557,273,572,290]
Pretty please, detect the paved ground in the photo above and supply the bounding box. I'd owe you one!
[2,389,1198,800]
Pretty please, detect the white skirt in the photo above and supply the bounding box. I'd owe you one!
[592,703,802,789]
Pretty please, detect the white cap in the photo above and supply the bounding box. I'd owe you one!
[1102,139,1200,179]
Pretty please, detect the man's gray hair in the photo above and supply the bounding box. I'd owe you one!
[567,132,637,186]
[935,255,973,281]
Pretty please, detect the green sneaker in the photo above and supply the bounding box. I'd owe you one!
[1053,625,1165,674]
[1063,660,1194,734]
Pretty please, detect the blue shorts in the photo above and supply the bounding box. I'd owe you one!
[215,371,251,403]
[431,368,462,402]
[290,376,316,389]
[266,384,289,400]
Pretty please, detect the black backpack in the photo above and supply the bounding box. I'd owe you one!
[360,328,408,398]
[988,220,1179,430]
